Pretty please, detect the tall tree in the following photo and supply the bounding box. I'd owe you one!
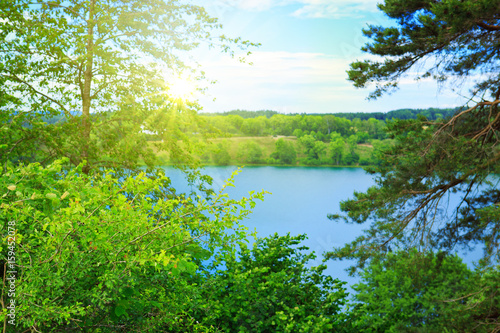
[0,0,255,172]
[327,2,500,321]
[328,134,344,165]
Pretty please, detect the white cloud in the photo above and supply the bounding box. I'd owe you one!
[196,50,469,114]
[291,0,380,19]
[200,0,281,12]
[204,0,380,18]
[197,51,364,113]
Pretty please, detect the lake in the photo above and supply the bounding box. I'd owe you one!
[164,166,375,288]
[163,166,484,290]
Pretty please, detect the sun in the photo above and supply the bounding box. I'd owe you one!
[165,76,196,101]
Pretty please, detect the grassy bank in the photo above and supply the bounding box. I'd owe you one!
[151,136,380,167]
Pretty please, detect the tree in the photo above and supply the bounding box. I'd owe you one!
[328,2,500,329]
[0,0,255,172]
[194,234,350,333]
[347,0,500,101]
[354,132,370,144]
[293,128,304,138]
[299,134,326,165]
[329,134,344,165]
[349,249,474,332]
[236,140,263,164]
[341,135,359,166]
[0,88,41,165]
[328,0,500,269]
[0,159,264,330]
[365,118,386,140]
[240,116,268,136]
[273,138,297,165]
[211,140,231,165]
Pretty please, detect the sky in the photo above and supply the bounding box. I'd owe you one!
[189,0,471,114]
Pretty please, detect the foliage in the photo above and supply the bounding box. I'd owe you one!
[203,113,373,140]
[211,141,231,166]
[201,108,457,140]
[194,234,350,333]
[272,138,297,165]
[347,0,500,100]
[342,135,360,166]
[325,108,457,121]
[0,0,255,172]
[326,115,500,271]
[192,135,376,167]
[236,140,263,164]
[349,249,474,332]
[329,134,345,165]
[328,1,500,330]
[0,159,264,331]
[459,267,500,331]
[240,116,269,136]
[299,135,327,165]
[212,109,279,119]
[328,0,500,270]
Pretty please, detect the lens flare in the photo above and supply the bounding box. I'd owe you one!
[166,76,196,101]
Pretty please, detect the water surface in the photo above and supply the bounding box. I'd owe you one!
[164,166,375,288]
[163,166,486,291]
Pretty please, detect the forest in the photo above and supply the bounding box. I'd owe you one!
[186,108,451,167]
[1,0,499,332]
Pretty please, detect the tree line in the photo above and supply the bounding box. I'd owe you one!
[194,110,456,167]
[202,113,387,139]
[205,107,457,121]
[197,113,389,166]
[201,111,405,138]
[197,135,390,167]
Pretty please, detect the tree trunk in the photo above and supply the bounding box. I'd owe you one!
[82,0,95,174]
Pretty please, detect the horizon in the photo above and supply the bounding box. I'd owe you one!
[198,105,461,115]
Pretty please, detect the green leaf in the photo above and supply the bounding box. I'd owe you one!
[122,287,134,297]
[150,301,163,308]
[114,305,127,317]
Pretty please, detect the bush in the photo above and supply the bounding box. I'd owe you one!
[195,234,350,332]
[0,159,263,331]
[211,141,231,165]
[236,140,263,164]
[349,249,475,332]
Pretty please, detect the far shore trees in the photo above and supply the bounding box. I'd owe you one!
[237,140,263,164]
[272,138,297,165]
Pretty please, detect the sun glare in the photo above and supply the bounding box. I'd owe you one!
[166,76,196,101]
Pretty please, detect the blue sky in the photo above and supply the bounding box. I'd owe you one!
[192,0,470,114]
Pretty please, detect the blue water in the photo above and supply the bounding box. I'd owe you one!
[162,166,486,291]
[163,166,374,289]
